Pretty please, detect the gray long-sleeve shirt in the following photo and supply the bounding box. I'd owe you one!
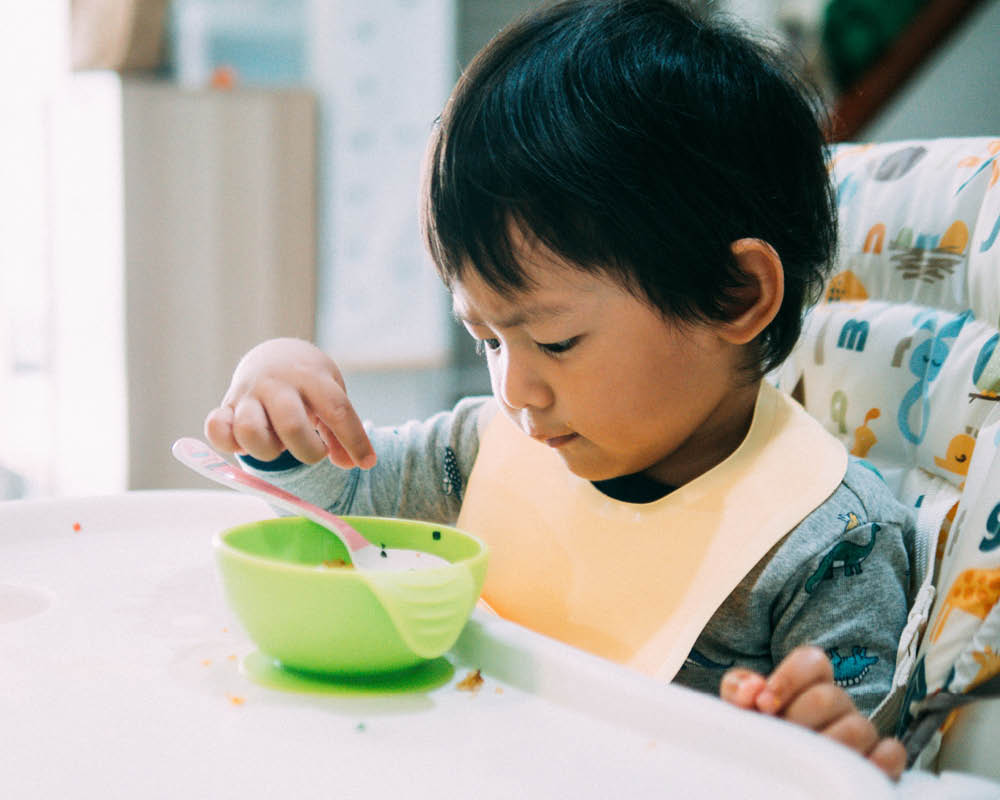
[241,396,919,719]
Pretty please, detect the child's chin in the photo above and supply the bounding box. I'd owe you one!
[562,450,665,484]
[558,454,620,483]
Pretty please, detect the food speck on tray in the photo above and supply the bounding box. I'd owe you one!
[228,695,246,706]
[322,559,353,568]
[72,522,82,532]
[456,669,484,692]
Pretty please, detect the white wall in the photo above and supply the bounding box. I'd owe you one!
[860,0,1000,141]
[0,0,69,497]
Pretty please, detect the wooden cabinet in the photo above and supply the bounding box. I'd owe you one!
[49,74,316,491]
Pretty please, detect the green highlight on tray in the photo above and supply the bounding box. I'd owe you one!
[214,516,488,675]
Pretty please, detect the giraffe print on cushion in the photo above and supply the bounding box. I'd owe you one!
[930,567,1000,643]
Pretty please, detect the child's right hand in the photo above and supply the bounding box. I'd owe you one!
[719,646,906,781]
[203,338,376,470]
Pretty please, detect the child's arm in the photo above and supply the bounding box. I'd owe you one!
[719,646,906,780]
[204,338,376,470]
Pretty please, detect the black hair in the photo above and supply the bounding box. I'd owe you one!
[422,0,837,378]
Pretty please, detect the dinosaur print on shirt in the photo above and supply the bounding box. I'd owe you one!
[829,646,879,687]
[805,514,881,594]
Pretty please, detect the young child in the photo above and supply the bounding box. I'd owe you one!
[205,0,912,779]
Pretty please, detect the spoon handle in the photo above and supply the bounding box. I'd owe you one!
[171,437,372,553]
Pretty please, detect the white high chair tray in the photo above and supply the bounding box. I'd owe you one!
[0,490,977,798]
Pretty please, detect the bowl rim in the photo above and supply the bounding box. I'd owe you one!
[213,514,488,577]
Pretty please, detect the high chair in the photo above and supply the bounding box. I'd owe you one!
[772,136,1000,780]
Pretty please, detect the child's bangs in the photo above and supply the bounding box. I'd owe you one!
[425,58,626,297]
[428,183,620,300]
[425,100,614,298]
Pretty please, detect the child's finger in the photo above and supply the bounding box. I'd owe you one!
[719,668,767,709]
[868,738,906,782]
[264,388,329,464]
[819,708,879,754]
[307,386,376,469]
[780,683,856,730]
[231,396,285,462]
[754,645,832,714]
[316,420,358,469]
[204,406,239,453]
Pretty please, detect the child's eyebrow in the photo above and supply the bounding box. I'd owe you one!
[451,301,574,329]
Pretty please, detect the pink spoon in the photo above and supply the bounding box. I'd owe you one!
[171,437,444,571]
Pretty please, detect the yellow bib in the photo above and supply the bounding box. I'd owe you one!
[457,382,847,680]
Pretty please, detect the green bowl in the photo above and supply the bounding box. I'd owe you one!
[214,516,488,675]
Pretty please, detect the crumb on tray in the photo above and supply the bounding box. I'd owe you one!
[457,669,484,692]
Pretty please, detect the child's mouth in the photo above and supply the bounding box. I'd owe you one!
[544,433,579,448]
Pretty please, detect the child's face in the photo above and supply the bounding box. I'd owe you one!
[451,245,760,487]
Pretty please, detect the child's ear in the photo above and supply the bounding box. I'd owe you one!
[717,238,784,345]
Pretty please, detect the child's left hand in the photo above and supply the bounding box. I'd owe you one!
[719,645,906,781]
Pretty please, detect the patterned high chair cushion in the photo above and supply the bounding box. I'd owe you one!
[901,402,1000,771]
[775,138,1000,505]
[773,137,1000,766]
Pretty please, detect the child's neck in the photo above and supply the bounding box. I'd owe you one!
[593,471,675,503]
[641,379,761,489]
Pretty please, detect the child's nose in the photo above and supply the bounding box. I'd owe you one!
[495,352,553,411]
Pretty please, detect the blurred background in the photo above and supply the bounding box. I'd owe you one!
[1,0,998,499]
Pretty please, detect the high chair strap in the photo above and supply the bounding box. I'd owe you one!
[901,671,1000,767]
[870,491,950,735]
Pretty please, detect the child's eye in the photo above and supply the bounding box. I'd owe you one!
[474,338,501,355]
[538,337,579,355]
